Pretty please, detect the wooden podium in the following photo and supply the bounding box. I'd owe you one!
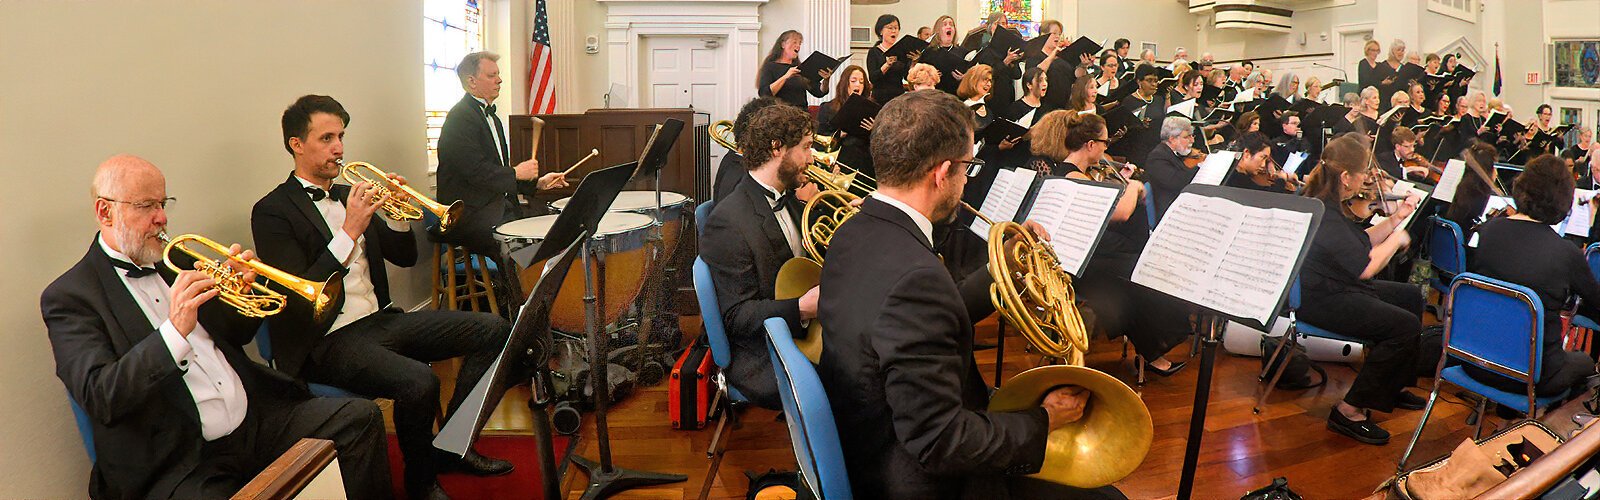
[509,108,709,207]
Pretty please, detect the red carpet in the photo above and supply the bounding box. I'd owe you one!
[385,434,575,499]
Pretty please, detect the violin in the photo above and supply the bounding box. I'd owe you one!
[1401,153,1444,183]
[1251,155,1302,192]
[1182,151,1208,168]
[1092,156,1144,184]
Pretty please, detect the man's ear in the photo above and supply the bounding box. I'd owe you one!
[95,199,114,226]
[288,136,303,156]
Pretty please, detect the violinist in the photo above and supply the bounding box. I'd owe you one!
[1144,115,1199,223]
[1442,142,1500,244]
[1375,128,1431,180]
[1223,132,1297,194]
[1299,134,1427,446]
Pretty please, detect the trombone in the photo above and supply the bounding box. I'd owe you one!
[161,233,344,323]
[338,160,465,233]
[711,120,877,198]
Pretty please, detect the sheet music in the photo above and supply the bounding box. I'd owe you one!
[1231,88,1258,103]
[1132,193,1313,325]
[1566,189,1597,237]
[1168,99,1198,119]
[1283,152,1310,176]
[1190,151,1239,186]
[1368,181,1428,230]
[972,168,1036,239]
[1097,80,1110,96]
[1430,159,1467,203]
[1318,87,1339,105]
[1023,178,1121,276]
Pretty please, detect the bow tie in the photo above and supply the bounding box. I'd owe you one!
[483,103,497,116]
[304,185,344,203]
[767,191,795,212]
[109,258,159,278]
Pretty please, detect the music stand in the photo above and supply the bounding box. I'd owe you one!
[434,162,659,499]
[622,118,687,384]
[1127,185,1325,499]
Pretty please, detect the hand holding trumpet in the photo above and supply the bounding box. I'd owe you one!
[169,243,258,337]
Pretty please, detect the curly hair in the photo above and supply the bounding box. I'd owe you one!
[1513,154,1575,224]
[957,64,994,101]
[740,103,814,170]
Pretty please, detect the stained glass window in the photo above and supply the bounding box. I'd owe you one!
[424,0,485,153]
[980,0,1045,38]
[1554,40,1600,90]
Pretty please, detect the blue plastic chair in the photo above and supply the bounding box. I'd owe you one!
[1253,278,1375,413]
[1399,273,1568,470]
[695,201,713,240]
[692,256,749,490]
[764,317,852,500]
[1570,243,1600,332]
[254,323,363,399]
[1426,216,1466,299]
[1142,184,1158,230]
[67,393,95,463]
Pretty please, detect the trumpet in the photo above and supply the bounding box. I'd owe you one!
[161,234,344,323]
[338,160,465,233]
[710,120,876,197]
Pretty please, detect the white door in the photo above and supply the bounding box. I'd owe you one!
[1340,30,1373,86]
[643,35,729,167]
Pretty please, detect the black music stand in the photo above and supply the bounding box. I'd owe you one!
[434,162,660,500]
[566,143,690,498]
[622,118,687,385]
[1127,185,1325,499]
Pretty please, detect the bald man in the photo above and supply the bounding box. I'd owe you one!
[42,155,390,499]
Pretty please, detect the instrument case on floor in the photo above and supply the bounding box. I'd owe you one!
[670,343,714,430]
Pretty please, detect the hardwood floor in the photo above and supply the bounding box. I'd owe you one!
[436,315,1580,499]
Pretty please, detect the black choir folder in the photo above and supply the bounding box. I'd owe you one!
[968,166,1125,278]
[884,33,929,58]
[830,94,881,138]
[798,51,846,82]
[1130,185,1325,331]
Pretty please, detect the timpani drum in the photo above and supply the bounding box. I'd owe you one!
[494,212,653,332]
[550,191,690,254]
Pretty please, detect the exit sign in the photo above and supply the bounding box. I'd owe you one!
[1527,72,1542,84]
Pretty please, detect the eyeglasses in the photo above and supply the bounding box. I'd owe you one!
[100,196,176,211]
[1088,138,1110,146]
[955,157,987,177]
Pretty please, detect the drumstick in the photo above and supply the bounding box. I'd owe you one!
[560,149,600,178]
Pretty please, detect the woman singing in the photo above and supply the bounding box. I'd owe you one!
[1299,134,1427,445]
[817,65,876,179]
[756,30,831,109]
[867,15,915,104]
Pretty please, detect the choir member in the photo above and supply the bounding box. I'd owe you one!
[1114,38,1135,78]
[907,62,941,92]
[757,30,832,109]
[1030,20,1077,110]
[1377,40,1406,110]
[1567,126,1594,176]
[1139,48,1157,68]
[1066,74,1098,114]
[1122,64,1160,118]
[1006,66,1050,126]
[958,64,996,128]
[922,15,968,95]
[1425,53,1442,75]
[817,65,876,178]
[916,26,933,41]
[1276,72,1301,101]
[1304,76,1323,101]
[1357,40,1387,92]
[970,13,1023,108]
[867,15,915,104]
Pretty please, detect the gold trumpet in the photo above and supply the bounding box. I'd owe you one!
[710,119,877,197]
[162,234,344,323]
[773,189,862,362]
[961,202,1153,488]
[338,160,464,233]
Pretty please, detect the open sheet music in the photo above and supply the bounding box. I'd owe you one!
[1368,180,1430,230]
[1430,159,1467,203]
[1132,191,1317,327]
[969,168,1123,277]
[1564,189,1597,238]
[1282,152,1310,176]
[1190,151,1238,186]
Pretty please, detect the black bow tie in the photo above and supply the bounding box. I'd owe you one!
[304,185,345,203]
[483,103,497,116]
[768,191,795,212]
[109,258,159,278]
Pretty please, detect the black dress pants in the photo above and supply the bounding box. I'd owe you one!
[1300,280,1424,412]
[177,397,390,499]
[302,309,511,488]
[1078,267,1194,361]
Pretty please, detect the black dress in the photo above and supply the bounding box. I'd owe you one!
[1358,59,1387,92]
[1566,144,1594,173]
[867,45,910,104]
[757,60,826,109]
[919,45,969,96]
[1298,198,1423,412]
[975,41,1023,108]
[1468,217,1600,396]
[816,100,875,179]
[1005,99,1053,126]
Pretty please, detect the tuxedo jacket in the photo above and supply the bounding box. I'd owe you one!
[436,93,541,240]
[711,151,747,203]
[817,198,1047,500]
[698,178,803,409]
[250,175,418,376]
[42,238,308,499]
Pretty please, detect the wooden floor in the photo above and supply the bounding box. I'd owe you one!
[435,314,1579,499]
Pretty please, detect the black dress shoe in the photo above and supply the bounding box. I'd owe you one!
[1396,391,1428,411]
[1144,359,1188,377]
[436,449,514,476]
[1327,409,1390,445]
[408,481,451,500]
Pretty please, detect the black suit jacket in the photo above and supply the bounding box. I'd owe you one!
[1143,142,1196,224]
[711,152,747,203]
[250,175,418,376]
[817,198,1047,500]
[43,238,308,499]
[699,178,803,409]
[436,93,539,240]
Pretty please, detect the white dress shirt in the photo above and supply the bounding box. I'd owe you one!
[870,192,936,247]
[750,174,804,258]
[473,95,507,166]
[100,235,247,441]
[294,176,409,333]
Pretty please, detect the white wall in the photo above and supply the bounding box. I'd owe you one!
[0,1,423,496]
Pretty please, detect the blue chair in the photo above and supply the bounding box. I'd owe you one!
[1253,278,1374,413]
[692,256,749,492]
[1426,216,1466,306]
[254,323,363,399]
[67,393,95,463]
[1142,184,1158,231]
[1569,243,1600,333]
[695,201,713,240]
[1399,273,1570,470]
[764,317,852,500]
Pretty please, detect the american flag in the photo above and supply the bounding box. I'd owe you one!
[526,0,557,114]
